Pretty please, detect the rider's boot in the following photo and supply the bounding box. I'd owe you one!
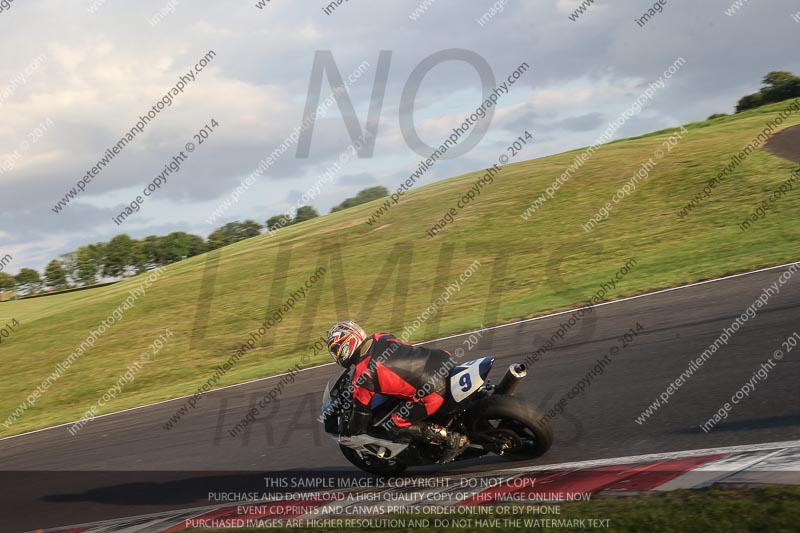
[439,430,470,464]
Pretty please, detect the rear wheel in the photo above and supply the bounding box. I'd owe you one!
[465,395,553,460]
[339,444,407,477]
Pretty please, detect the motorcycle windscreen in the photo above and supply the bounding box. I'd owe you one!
[449,356,494,402]
[321,368,352,425]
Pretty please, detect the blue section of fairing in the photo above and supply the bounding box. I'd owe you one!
[449,356,495,378]
[478,356,494,380]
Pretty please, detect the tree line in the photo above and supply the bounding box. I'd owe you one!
[0,186,389,296]
[265,186,388,231]
[708,71,800,119]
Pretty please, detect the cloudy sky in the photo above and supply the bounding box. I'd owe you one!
[1,0,798,273]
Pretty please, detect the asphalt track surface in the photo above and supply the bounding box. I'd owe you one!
[1,265,799,531]
[765,123,800,163]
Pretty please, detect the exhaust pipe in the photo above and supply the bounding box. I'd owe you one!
[494,364,527,396]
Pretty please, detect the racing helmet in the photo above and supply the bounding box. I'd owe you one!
[326,321,367,367]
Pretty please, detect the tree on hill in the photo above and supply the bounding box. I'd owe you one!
[103,234,136,278]
[234,220,263,240]
[131,240,149,275]
[137,236,166,268]
[761,71,800,101]
[15,268,41,295]
[160,232,207,263]
[187,234,207,256]
[330,186,389,213]
[736,71,800,113]
[76,246,99,285]
[59,252,79,286]
[265,206,319,233]
[207,228,227,251]
[44,260,68,290]
[85,243,106,278]
[207,220,263,250]
[0,272,16,292]
[266,214,290,232]
[293,206,319,223]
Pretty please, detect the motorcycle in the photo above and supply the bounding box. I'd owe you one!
[321,356,553,476]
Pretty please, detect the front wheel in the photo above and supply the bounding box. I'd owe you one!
[339,444,407,477]
[465,395,553,460]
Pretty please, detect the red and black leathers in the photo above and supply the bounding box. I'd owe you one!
[347,333,454,436]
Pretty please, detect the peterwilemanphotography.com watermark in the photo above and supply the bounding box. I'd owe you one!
[51,51,216,214]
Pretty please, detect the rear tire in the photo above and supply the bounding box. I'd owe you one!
[465,395,553,460]
[339,444,407,477]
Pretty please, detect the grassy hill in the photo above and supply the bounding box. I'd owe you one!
[1,100,799,437]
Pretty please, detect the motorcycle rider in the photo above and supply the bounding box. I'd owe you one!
[326,320,470,464]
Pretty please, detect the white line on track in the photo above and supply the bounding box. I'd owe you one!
[1,260,797,443]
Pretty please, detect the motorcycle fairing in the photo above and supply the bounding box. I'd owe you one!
[338,434,410,458]
[449,356,494,402]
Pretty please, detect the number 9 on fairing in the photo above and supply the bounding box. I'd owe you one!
[459,373,472,392]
